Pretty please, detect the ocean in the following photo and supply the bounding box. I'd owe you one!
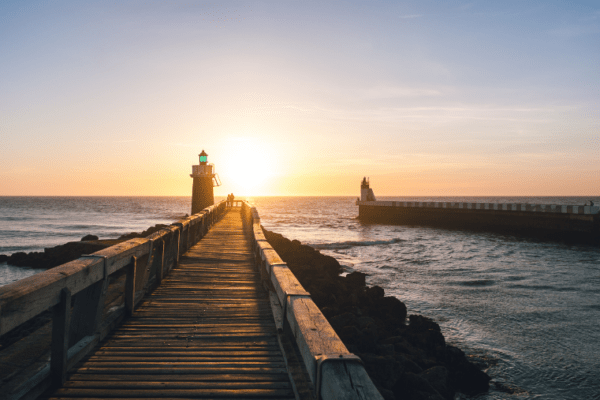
[1,195,599,399]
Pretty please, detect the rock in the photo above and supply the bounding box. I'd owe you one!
[377,386,397,400]
[345,271,367,289]
[338,325,362,346]
[81,234,99,241]
[329,312,358,331]
[366,285,385,300]
[359,353,396,388]
[5,241,116,268]
[420,366,451,399]
[394,353,423,374]
[375,296,408,325]
[445,345,490,395]
[392,372,445,400]
[0,254,8,263]
[118,224,168,240]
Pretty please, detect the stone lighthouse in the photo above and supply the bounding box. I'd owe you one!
[190,150,220,215]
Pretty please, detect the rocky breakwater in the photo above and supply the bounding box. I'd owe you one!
[0,224,169,269]
[263,228,490,400]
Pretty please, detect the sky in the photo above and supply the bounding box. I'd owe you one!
[1,0,598,196]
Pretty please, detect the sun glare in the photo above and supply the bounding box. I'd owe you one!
[218,138,279,196]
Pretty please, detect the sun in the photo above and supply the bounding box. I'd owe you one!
[218,138,279,196]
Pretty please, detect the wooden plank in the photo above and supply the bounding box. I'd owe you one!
[66,373,291,381]
[51,388,295,398]
[72,366,289,374]
[320,362,384,400]
[61,381,292,389]
[270,265,309,308]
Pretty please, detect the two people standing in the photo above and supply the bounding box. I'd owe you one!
[226,193,235,207]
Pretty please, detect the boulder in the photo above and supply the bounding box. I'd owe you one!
[392,372,445,400]
[81,234,99,241]
[420,366,451,400]
[345,271,367,289]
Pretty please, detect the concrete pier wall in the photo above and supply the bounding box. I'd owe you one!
[358,201,600,243]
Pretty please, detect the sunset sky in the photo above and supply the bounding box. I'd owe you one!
[1,1,598,196]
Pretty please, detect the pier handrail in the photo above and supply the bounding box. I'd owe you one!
[0,201,227,400]
[241,201,383,400]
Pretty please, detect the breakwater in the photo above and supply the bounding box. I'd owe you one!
[357,200,599,243]
[262,227,490,400]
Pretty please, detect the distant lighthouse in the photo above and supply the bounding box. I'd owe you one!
[190,150,221,215]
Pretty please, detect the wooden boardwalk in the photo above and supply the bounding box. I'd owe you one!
[45,210,296,399]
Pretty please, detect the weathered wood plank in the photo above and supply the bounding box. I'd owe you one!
[62,381,292,389]
[51,388,295,398]
[66,373,291,381]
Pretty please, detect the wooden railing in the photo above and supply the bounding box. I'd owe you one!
[227,200,244,208]
[241,201,383,400]
[0,201,228,400]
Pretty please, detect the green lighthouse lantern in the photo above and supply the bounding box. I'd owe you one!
[199,150,208,165]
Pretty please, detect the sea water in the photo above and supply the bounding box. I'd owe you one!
[1,196,599,399]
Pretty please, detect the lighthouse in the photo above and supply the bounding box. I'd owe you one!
[360,177,376,202]
[190,150,221,215]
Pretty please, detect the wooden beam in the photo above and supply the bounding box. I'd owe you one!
[51,288,71,387]
[125,257,137,317]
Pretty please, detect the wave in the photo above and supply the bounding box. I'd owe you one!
[310,238,405,250]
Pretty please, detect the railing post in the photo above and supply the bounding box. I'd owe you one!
[69,277,109,346]
[51,287,72,387]
[156,240,165,285]
[125,256,137,317]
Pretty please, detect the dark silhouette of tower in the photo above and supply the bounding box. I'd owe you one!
[190,150,220,215]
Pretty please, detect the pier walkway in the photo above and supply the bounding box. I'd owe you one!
[45,210,296,399]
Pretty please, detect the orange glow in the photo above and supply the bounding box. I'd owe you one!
[215,137,283,197]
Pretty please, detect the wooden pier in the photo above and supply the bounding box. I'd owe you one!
[0,202,382,400]
[46,210,295,399]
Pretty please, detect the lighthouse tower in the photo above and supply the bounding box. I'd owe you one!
[360,177,376,202]
[190,150,220,215]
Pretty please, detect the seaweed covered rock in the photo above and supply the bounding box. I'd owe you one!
[262,227,490,400]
